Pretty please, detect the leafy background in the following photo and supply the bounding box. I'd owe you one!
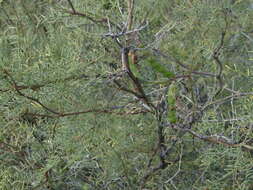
[0,0,253,189]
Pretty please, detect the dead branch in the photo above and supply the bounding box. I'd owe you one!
[168,124,253,151]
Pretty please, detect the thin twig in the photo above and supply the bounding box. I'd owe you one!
[165,144,183,183]
[3,70,148,118]
[3,70,61,115]
[65,0,120,30]
[127,0,134,31]
[202,91,253,111]
[168,124,253,151]
[103,22,148,38]
[213,31,226,96]
[152,48,217,78]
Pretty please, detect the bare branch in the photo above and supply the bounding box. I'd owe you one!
[152,48,217,78]
[212,31,226,96]
[168,124,253,151]
[65,0,120,30]
[3,70,150,119]
[202,91,253,111]
[113,79,142,98]
[3,70,61,115]
[66,0,75,13]
[127,0,134,31]
[103,22,148,38]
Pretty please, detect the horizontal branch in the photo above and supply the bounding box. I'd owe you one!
[152,48,217,78]
[0,70,123,93]
[3,69,149,119]
[103,22,148,38]
[22,108,149,119]
[168,124,253,151]
[202,91,253,111]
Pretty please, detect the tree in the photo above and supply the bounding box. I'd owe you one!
[0,0,253,189]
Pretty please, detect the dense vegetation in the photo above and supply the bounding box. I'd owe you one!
[0,0,253,189]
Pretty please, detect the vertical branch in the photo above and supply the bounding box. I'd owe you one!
[213,9,229,96]
[156,113,167,168]
[126,0,135,46]
[127,0,134,31]
[121,47,130,71]
[213,31,225,96]
[121,47,155,110]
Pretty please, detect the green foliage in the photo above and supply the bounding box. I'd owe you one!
[0,0,253,189]
[167,83,177,124]
[129,62,141,79]
[148,58,175,78]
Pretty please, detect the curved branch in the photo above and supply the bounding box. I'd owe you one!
[65,0,120,30]
[3,70,61,115]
